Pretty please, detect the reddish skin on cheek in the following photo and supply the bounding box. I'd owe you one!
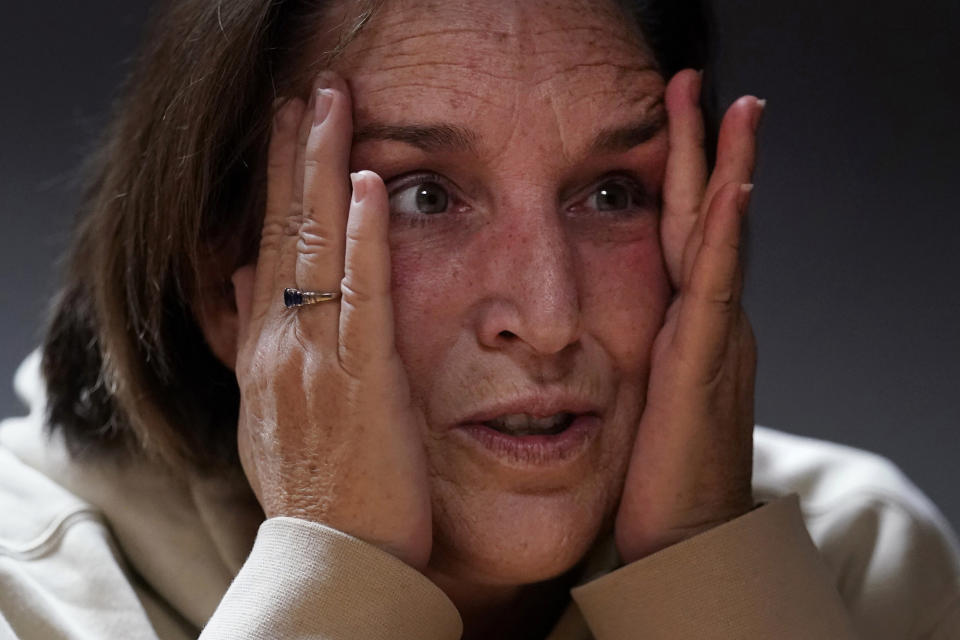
[389,215,670,396]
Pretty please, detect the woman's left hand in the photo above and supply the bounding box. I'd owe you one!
[614,70,764,563]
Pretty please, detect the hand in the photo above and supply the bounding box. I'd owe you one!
[614,70,763,563]
[231,72,433,571]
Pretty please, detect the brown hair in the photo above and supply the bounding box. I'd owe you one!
[41,0,708,473]
[41,0,381,471]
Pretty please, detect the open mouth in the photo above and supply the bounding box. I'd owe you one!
[458,407,603,465]
[483,412,579,437]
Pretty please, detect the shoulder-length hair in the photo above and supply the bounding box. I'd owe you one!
[41,0,712,472]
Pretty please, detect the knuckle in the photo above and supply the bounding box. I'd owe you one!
[703,234,740,255]
[261,207,304,243]
[340,280,376,307]
[689,278,735,307]
[345,224,371,246]
[267,156,290,174]
[261,220,287,239]
[297,220,336,255]
[284,211,305,236]
[303,158,327,172]
[707,288,735,306]
[289,317,334,356]
[258,222,286,254]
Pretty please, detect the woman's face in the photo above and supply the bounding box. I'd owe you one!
[329,0,671,585]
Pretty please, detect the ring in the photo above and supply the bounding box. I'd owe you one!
[284,288,341,308]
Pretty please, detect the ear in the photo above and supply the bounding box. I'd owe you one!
[196,263,257,372]
[195,278,240,371]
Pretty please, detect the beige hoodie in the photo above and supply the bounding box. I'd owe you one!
[1,351,958,639]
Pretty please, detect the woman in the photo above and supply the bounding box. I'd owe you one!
[1,0,957,638]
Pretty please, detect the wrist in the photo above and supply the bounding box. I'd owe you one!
[616,498,755,563]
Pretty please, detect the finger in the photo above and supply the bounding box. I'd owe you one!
[295,72,354,343]
[338,171,396,377]
[673,182,751,385]
[702,95,764,220]
[661,69,707,286]
[681,96,763,284]
[252,99,304,319]
[272,87,317,305]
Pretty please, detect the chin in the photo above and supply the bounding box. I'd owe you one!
[426,477,619,585]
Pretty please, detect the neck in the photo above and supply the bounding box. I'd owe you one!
[425,565,582,640]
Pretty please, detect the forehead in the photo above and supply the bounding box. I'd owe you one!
[326,0,663,157]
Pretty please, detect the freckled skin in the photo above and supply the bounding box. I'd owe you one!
[327,0,671,625]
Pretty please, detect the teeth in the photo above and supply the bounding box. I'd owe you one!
[485,413,575,436]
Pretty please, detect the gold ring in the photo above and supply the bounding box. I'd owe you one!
[284,288,341,308]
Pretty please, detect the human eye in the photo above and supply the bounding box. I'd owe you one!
[387,172,463,217]
[568,174,653,217]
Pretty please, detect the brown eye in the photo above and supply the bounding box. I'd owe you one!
[390,180,450,215]
[588,179,635,212]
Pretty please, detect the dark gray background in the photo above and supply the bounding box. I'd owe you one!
[1,2,957,531]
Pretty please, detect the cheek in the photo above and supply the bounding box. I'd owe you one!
[386,224,671,401]
[387,241,471,390]
[578,234,670,372]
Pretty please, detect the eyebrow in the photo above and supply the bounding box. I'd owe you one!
[353,123,479,153]
[588,103,667,154]
[353,102,667,156]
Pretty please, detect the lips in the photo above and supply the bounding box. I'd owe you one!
[457,395,602,435]
[483,412,578,436]
[456,414,602,466]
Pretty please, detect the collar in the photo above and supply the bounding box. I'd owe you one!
[1,350,617,638]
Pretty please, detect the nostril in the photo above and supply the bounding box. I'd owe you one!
[498,330,517,340]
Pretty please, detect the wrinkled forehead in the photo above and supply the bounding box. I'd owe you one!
[324,0,664,158]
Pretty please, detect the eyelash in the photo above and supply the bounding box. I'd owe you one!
[387,171,465,220]
[566,172,654,218]
[384,170,653,222]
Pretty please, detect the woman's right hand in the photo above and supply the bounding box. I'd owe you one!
[230,72,433,571]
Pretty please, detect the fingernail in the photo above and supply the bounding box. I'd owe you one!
[738,183,754,212]
[753,98,767,130]
[351,172,366,203]
[315,88,333,125]
[690,71,703,104]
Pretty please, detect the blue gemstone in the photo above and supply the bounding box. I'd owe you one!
[284,288,303,307]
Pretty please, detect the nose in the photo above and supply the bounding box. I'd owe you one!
[474,202,581,356]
